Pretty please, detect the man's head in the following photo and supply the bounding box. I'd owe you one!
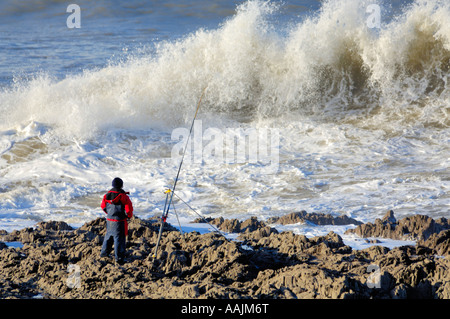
[112,177,123,189]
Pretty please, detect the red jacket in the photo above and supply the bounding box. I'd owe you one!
[101,189,133,235]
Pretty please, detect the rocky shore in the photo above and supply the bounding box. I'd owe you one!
[1,211,449,299]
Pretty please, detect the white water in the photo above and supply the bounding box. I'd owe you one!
[0,0,448,238]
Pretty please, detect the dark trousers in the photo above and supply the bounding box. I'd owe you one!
[100,220,126,262]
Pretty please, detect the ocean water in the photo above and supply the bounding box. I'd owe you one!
[0,0,449,240]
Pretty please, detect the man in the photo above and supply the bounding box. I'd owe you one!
[100,177,133,265]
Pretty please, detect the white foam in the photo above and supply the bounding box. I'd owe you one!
[1,0,448,137]
[273,222,416,250]
[166,217,416,251]
[0,0,448,232]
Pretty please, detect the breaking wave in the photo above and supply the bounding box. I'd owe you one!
[0,0,449,138]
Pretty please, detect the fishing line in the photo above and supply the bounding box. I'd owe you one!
[172,191,228,240]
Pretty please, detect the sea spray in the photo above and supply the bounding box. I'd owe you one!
[1,0,448,137]
[0,0,448,231]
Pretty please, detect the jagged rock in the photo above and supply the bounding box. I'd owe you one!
[345,210,450,241]
[238,225,279,241]
[37,221,73,231]
[383,210,397,224]
[194,216,268,234]
[240,216,266,232]
[267,210,363,226]
[163,250,189,275]
[195,211,361,235]
[390,283,408,299]
[213,217,241,232]
[312,231,345,248]
[1,212,450,299]
[398,214,449,241]
[418,229,450,256]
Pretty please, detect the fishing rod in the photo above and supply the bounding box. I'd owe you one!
[152,87,207,258]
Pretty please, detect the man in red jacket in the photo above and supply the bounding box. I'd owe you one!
[100,177,133,265]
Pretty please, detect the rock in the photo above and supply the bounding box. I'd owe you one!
[37,221,73,231]
[198,211,362,234]
[213,217,241,232]
[193,216,271,235]
[127,218,158,241]
[345,211,450,241]
[79,217,106,233]
[418,229,450,256]
[163,250,189,275]
[313,231,345,249]
[36,221,73,230]
[434,280,450,299]
[267,211,363,226]
[398,214,448,241]
[1,213,450,299]
[356,245,390,261]
[390,283,408,299]
[382,210,397,224]
[238,225,279,241]
[240,216,266,232]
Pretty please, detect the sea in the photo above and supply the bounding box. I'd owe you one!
[0,0,448,248]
